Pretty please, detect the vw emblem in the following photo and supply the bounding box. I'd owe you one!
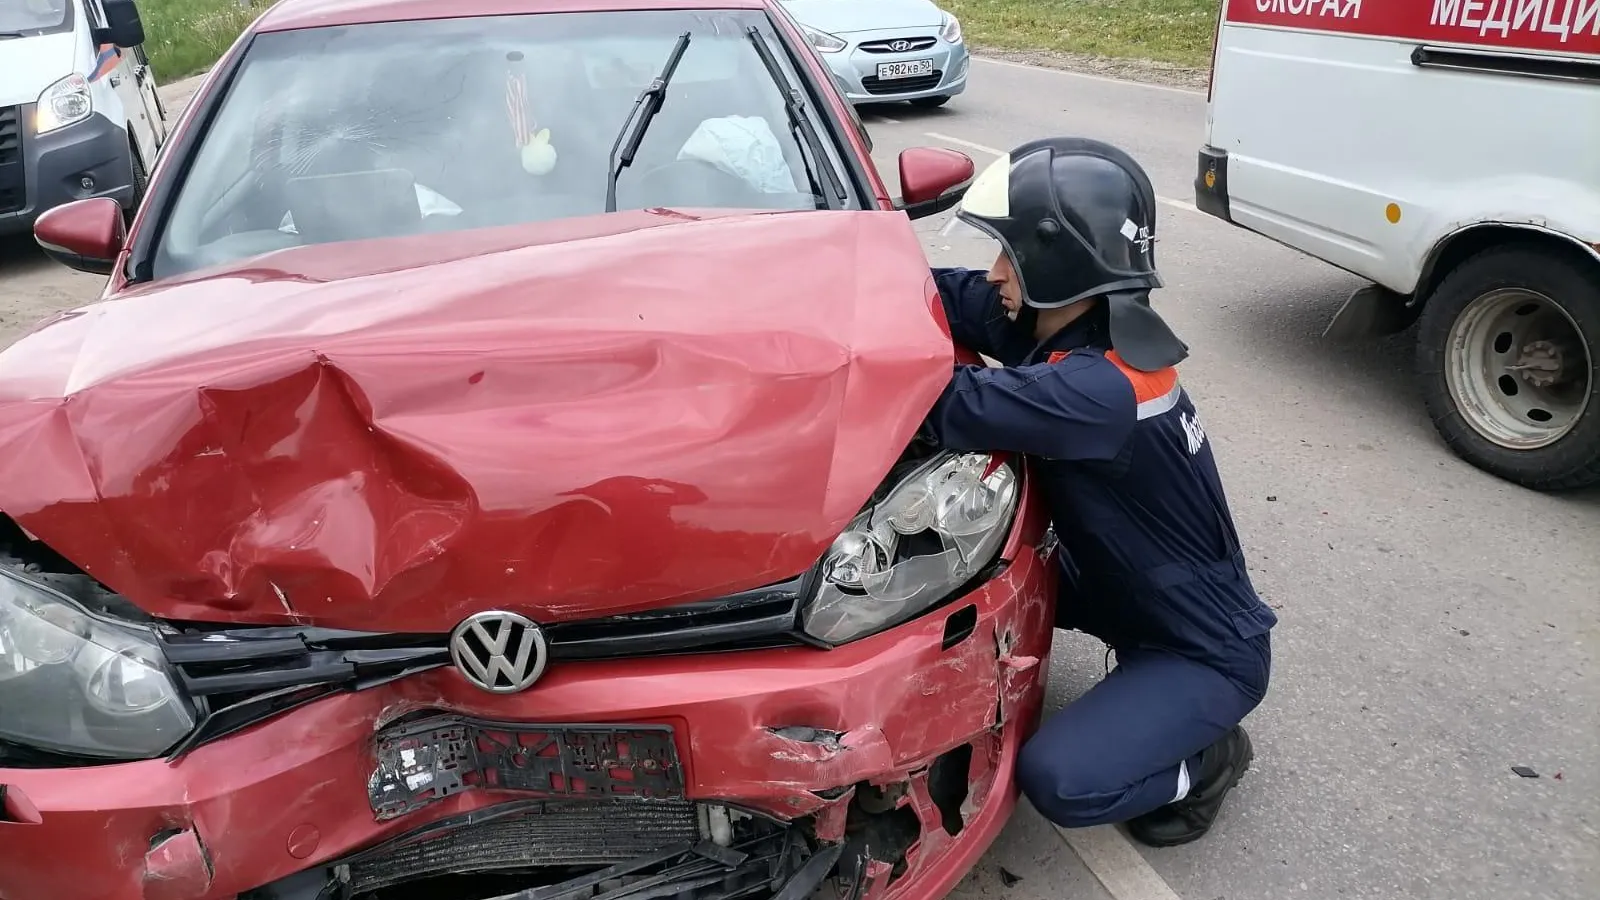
[891,40,911,52]
[449,611,550,694]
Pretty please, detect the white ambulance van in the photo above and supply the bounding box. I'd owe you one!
[0,0,166,237]
[1194,0,1600,492]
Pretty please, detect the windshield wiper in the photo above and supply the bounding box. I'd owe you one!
[0,32,29,39]
[744,26,847,207]
[604,31,693,213]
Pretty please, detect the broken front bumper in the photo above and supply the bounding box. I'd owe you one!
[0,545,1054,900]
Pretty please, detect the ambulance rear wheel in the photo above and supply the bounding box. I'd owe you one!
[1417,244,1600,491]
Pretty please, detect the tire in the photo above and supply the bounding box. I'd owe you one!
[910,94,951,109]
[1415,244,1600,491]
[128,140,149,212]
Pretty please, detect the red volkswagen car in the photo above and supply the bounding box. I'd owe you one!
[1,0,1058,898]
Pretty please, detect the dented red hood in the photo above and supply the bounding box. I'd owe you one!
[0,209,955,631]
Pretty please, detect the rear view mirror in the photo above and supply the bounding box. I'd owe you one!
[98,0,147,49]
[33,198,127,276]
[893,147,974,221]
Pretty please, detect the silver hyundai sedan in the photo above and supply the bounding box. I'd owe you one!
[780,0,968,107]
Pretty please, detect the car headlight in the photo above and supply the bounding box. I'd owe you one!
[36,73,93,134]
[800,451,1019,645]
[801,25,847,53]
[0,569,194,759]
[940,12,963,44]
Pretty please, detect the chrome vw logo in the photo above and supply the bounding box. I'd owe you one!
[891,40,911,51]
[449,611,550,694]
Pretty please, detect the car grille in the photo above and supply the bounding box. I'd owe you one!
[343,798,702,893]
[0,107,23,215]
[862,70,945,95]
[160,577,813,756]
[0,107,19,166]
[859,36,938,54]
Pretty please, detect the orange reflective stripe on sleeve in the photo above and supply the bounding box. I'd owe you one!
[1105,350,1181,420]
[1041,348,1182,420]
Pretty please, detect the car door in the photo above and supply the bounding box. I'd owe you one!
[108,41,164,163]
[128,42,167,146]
[89,1,163,167]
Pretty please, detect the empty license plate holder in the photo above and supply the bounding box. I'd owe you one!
[368,716,685,820]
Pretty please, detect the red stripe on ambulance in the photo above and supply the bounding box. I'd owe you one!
[1224,0,1600,56]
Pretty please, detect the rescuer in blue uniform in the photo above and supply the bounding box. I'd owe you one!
[919,137,1276,847]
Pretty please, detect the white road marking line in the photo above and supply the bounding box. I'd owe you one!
[921,132,1201,215]
[971,56,1206,96]
[922,131,1005,156]
[1054,824,1186,900]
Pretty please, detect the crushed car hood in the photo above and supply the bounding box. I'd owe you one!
[0,209,956,631]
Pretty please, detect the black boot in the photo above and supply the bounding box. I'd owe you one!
[1124,726,1254,848]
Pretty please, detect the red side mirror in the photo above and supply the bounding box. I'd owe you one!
[33,198,126,276]
[894,147,974,220]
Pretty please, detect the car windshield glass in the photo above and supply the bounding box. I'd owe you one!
[151,9,854,280]
[0,0,72,36]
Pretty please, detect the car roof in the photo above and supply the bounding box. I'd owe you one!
[256,0,775,32]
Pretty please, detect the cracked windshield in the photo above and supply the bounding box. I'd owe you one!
[153,10,842,279]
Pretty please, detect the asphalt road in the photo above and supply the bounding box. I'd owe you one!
[0,57,1595,900]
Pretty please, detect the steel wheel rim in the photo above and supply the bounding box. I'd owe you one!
[1444,287,1592,450]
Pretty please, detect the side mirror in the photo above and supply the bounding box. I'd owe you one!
[893,147,973,221]
[97,0,146,49]
[34,198,127,276]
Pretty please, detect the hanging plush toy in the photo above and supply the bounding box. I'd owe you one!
[505,52,557,176]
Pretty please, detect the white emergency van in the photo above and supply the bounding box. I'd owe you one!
[0,0,166,237]
[1194,0,1600,492]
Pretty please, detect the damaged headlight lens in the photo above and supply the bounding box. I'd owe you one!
[0,570,194,759]
[800,452,1019,644]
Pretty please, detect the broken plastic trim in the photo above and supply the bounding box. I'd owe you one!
[367,717,686,820]
[273,811,842,900]
[488,833,840,900]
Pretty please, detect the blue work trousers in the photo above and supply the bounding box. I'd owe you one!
[1016,637,1269,828]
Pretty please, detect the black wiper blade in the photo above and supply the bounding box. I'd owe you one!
[605,31,692,213]
[0,32,29,39]
[161,626,449,696]
[744,26,847,206]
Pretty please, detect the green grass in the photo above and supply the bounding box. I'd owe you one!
[136,0,1220,83]
[141,0,274,80]
[944,0,1221,68]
